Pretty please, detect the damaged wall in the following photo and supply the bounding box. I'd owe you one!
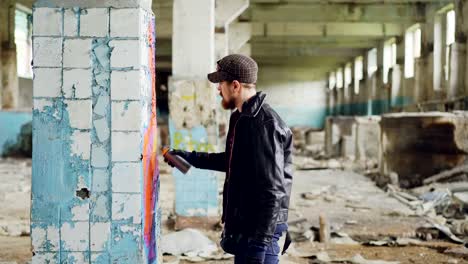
[380,112,468,188]
[31,1,160,263]
[168,79,219,219]
[257,66,328,128]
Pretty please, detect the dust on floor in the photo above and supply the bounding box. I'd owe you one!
[1,158,467,264]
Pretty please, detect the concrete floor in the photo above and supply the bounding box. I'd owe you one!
[0,158,466,263]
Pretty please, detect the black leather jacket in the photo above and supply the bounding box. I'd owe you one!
[188,92,293,245]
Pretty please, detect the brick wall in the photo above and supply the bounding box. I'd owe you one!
[31,3,160,263]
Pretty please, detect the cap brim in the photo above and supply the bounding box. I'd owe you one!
[207,71,230,83]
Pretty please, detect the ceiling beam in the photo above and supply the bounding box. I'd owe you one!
[252,36,380,48]
[252,44,366,57]
[253,22,404,37]
[229,22,252,53]
[216,0,250,28]
[249,3,429,23]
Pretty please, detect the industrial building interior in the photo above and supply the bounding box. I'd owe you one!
[1,0,468,263]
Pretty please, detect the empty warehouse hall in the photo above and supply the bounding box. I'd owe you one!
[0,0,468,263]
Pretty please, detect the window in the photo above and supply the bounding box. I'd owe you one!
[336,68,343,89]
[383,39,397,84]
[445,10,456,81]
[367,48,378,77]
[344,63,352,88]
[404,25,422,78]
[328,72,336,90]
[354,56,363,94]
[15,7,32,79]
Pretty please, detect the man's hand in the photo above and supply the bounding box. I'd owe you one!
[163,149,193,167]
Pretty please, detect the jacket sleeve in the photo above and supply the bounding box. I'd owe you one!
[189,151,227,172]
[250,120,286,245]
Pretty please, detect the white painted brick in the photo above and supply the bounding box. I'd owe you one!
[32,253,58,264]
[63,69,92,98]
[66,100,92,129]
[111,132,141,162]
[110,40,140,68]
[92,145,109,167]
[94,117,110,142]
[80,8,109,37]
[31,225,59,252]
[70,131,91,160]
[91,222,110,251]
[63,39,92,68]
[91,253,109,262]
[64,9,78,37]
[110,8,141,38]
[71,202,89,221]
[92,169,109,192]
[112,163,141,193]
[33,68,62,98]
[94,94,110,116]
[61,222,89,251]
[33,37,62,67]
[33,8,62,36]
[33,99,53,113]
[110,70,141,100]
[112,193,141,224]
[91,194,110,220]
[111,101,141,131]
[31,226,46,252]
[62,252,87,263]
[140,41,150,68]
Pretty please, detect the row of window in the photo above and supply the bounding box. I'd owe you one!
[328,7,456,94]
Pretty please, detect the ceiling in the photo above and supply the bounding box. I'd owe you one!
[154,0,452,76]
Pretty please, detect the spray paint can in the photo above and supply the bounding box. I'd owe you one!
[162,147,192,174]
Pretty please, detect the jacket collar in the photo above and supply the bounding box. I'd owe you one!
[240,92,266,117]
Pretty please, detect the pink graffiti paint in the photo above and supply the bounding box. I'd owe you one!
[142,16,158,263]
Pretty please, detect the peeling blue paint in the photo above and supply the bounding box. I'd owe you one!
[32,99,90,224]
[110,224,142,263]
[169,121,218,216]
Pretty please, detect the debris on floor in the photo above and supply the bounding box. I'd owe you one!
[162,228,218,256]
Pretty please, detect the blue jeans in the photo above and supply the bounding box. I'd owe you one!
[233,230,283,264]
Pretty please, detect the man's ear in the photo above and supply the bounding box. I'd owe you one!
[232,80,241,93]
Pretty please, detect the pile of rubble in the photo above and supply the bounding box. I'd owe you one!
[291,126,378,173]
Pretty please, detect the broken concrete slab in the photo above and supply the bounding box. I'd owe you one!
[325,116,356,158]
[355,116,381,162]
[380,112,468,188]
[324,116,381,162]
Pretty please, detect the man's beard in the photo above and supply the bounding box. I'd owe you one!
[221,96,236,110]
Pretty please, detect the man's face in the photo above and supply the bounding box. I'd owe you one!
[218,81,237,110]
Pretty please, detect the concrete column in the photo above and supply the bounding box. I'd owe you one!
[171,0,220,228]
[433,14,447,99]
[336,87,344,115]
[414,57,429,103]
[448,42,466,100]
[390,65,403,109]
[31,1,160,263]
[331,88,337,116]
[373,42,385,115]
[0,0,19,109]
[421,8,436,102]
[238,43,252,56]
[228,22,251,54]
[215,32,229,61]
